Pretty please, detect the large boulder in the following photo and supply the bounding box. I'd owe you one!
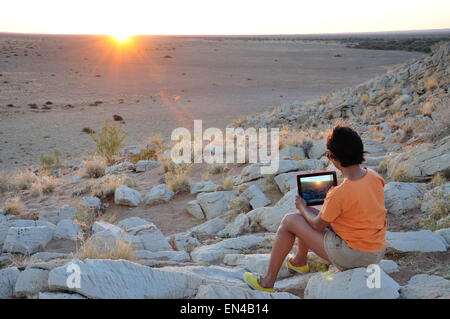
[117,217,152,231]
[167,232,200,251]
[186,200,205,219]
[386,230,447,252]
[54,219,83,241]
[247,206,286,232]
[218,214,249,238]
[0,267,20,299]
[144,184,174,206]
[114,185,141,207]
[90,222,126,251]
[3,226,54,254]
[274,171,308,194]
[304,267,400,299]
[195,284,300,299]
[126,224,173,252]
[400,274,450,299]
[38,206,76,225]
[386,136,450,181]
[189,218,226,235]
[14,268,49,298]
[279,146,305,160]
[135,160,160,173]
[47,259,204,298]
[197,191,239,220]
[0,220,55,248]
[242,185,271,209]
[190,181,217,194]
[105,162,135,175]
[191,235,270,264]
[384,182,430,215]
[308,139,327,159]
[233,160,301,185]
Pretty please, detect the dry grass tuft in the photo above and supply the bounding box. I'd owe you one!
[30,175,58,198]
[75,236,137,262]
[430,173,447,188]
[14,169,37,191]
[424,76,439,91]
[2,198,23,215]
[91,175,135,200]
[223,177,235,191]
[84,160,106,178]
[208,163,228,175]
[0,171,15,193]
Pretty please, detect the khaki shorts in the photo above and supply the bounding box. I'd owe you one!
[324,229,385,272]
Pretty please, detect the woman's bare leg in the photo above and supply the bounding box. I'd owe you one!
[259,213,330,288]
[290,237,309,267]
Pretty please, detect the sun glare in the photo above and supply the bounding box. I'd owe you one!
[110,33,133,44]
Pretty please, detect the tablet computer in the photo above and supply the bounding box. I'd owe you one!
[296,171,338,206]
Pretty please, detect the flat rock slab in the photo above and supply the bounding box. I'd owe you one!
[386,230,447,252]
[195,284,300,299]
[304,267,400,299]
[400,274,450,299]
[3,226,54,255]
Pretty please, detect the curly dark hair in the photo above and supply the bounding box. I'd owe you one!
[326,125,365,167]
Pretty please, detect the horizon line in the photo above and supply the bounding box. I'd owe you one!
[1,27,450,38]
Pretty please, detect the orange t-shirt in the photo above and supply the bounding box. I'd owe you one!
[320,168,387,253]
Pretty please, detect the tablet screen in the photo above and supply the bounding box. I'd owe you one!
[297,171,337,206]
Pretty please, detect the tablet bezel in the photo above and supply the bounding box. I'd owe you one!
[296,171,338,206]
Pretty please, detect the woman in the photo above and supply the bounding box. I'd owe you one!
[244,125,387,292]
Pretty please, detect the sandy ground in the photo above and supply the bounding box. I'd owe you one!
[0,34,423,171]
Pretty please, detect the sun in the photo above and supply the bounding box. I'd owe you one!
[110,32,133,44]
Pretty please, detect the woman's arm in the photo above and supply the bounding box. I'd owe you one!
[295,195,330,231]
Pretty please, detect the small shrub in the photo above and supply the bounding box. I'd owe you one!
[15,169,36,190]
[223,177,234,190]
[420,188,450,231]
[430,173,447,188]
[30,175,57,198]
[227,196,251,213]
[2,198,23,215]
[208,163,228,175]
[131,147,158,164]
[0,171,14,193]
[424,76,439,91]
[84,160,106,178]
[166,171,190,194]
[90,120,128,163]
[39,150,62,174]
[91,175,135,200]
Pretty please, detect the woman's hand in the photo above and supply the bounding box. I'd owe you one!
[295,194,307,213]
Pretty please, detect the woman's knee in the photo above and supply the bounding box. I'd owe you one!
[280,213,304,229]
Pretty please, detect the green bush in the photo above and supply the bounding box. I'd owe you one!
[90,120,128,163]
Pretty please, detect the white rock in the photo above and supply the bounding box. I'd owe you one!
[190,181,217,194]
[304,267,400,299]
[247,206,286,232]
[48,259,205,298]
[0,267,20,299]
[117,217,152,231]
[400,274,450,299]
[275,189,299,213]
[197,190,239,219]
[274,273,315,291]
[386,230,447,252]
[135,160,160,173]
[167,232,200,251]
[126,224,173,252]
[379,259,399,273]
[90,222,127,251]
[30,252,70,262]
[218,214,249,238]
[279,146,306,160]
[81,197,102,211]
[3,226,54,254]
[0,220,55,248]
[114,185,141,207]
[223,253,290,279]
[384,182,430,215]
[435,228,450,245]
[308,139,327,159]
[105,162,135,175]
[195,284,300,299]
[242,185,271,209]
[234,160,301,185]
[137,250,191,263]
[189,217,226,235]
[191,235,269,264]
[54,219,83,241]
[14,268,49,298]
[144,184,174,206]
[274,170,309,194]
[38,206,76,225]
[186,200,205,219]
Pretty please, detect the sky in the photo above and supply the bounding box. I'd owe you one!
[1,0,450,35]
